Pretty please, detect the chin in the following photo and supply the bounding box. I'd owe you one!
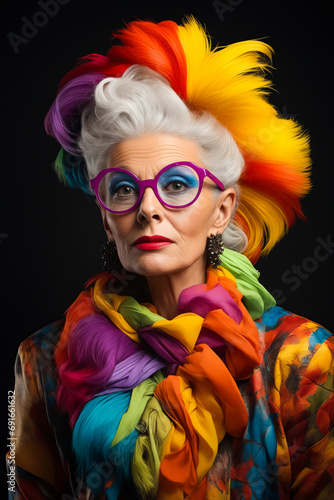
[133,265,180,278]
[126,256,183,277]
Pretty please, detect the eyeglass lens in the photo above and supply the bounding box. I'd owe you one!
[97,165,201,212]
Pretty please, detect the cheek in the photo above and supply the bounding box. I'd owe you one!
[105,214,134,240]
[174,203,215,239]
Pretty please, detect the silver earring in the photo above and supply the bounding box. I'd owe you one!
[207,233,224,268]
[101,240,122,273]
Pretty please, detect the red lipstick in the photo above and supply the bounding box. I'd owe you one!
[133,235,173,250]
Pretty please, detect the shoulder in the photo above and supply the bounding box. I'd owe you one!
[255,305,333,360]
[18,319,65,358]
[15,319,64,376]
[254,306,333,408]
[254,306,334,415]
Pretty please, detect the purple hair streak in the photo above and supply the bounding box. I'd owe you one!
[44,73,105,155]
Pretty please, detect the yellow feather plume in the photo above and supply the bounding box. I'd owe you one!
[178,17,311,262]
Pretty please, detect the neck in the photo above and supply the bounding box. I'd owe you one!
[145,260,207,320]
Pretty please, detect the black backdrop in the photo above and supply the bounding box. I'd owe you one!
[2,0,333,484]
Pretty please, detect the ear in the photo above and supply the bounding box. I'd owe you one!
[208,187,236,236]
[99,204,113,242]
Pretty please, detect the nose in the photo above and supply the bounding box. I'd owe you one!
[136,186,164,224]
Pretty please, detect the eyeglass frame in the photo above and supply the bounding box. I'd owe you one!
[90,161,225,214]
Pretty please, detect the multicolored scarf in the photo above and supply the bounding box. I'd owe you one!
[55,249,275,498]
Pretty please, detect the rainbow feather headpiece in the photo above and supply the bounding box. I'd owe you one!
[45,17,311,263]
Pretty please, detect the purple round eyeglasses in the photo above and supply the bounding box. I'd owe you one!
[90,161,225,214]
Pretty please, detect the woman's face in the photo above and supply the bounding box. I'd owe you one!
[100,134,236,278]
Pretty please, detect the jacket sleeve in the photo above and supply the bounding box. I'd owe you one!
[7,337,70,499]
[273,322,334,499]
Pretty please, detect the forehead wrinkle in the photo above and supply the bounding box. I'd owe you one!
[109,135,203,176]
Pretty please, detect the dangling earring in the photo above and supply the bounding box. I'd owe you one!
[101,240,122,273]
[207,233,224,268]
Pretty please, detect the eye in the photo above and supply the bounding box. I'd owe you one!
[159,167,199,196]
[108,175,139,198]
[112,183,137,197]
[164,178,188,192]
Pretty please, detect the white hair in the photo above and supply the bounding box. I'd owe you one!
[79,65,247,252]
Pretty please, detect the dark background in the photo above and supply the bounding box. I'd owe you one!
[2,0,333,475]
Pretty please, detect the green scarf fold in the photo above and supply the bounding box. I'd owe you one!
[221,248,276,319]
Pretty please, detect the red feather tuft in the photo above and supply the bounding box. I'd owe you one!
[107,20,187,99]
[241,158,307,225]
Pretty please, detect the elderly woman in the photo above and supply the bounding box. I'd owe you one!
[9,18,333,500]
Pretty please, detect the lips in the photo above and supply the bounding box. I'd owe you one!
[133,235,173,250]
